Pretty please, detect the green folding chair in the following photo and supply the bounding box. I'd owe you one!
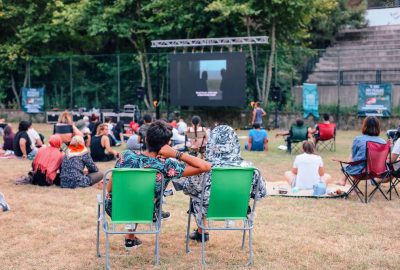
[287,125,309,154]
[98,168,164,269]
[185,167,259,266]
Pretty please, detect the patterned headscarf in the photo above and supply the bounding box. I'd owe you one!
[205,125,243,167]
[66,135,88,158]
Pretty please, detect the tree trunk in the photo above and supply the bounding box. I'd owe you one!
[130,37,151,109]
[142,46,154,107]
[263,20,276,106]
[10,74,21,109]
[246,17,261,99]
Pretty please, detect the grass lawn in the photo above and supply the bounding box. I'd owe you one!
[0,123,399,269]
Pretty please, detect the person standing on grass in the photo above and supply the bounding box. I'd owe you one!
[284,141,331,189]
[251,102,266,127]
[105,120,211,250]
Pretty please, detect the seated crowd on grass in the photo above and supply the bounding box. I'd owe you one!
[0,112,397,249]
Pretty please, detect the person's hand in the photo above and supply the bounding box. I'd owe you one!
[22,154,27,159]
[158,144,177,159]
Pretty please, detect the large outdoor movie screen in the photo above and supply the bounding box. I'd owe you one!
[169,52,246,106]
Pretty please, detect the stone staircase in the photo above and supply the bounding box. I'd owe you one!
[299,25,400,107]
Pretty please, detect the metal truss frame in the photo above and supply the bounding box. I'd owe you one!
[151,36,268,48]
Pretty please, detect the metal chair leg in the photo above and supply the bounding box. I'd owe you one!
[247,227,253,266]
[186,199,192,253]
[155,231,160,265]
[105,231,110,270]
[241,220,246,250]
[365,180,368,203]
[201,230,206,265]
[96,204,101,257]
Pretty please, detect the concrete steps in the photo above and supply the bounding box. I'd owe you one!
[307,25,400,86]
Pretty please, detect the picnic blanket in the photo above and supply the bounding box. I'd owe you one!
[267,181,351,198]
[0,152,17,159]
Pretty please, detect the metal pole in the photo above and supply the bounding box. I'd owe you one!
[69,57,73,109]
[254,45,258,101]
[117,54,121,111]
[336,49,340,128]
[156,49,160,119]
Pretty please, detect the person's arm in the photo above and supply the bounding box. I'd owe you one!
[261,109,266,116]
[158,144,211,176]
[275,131,289,137]
[119,132,124,145]
[318,166,324,177]
[291,167,298,175]
[19,138,27,158]
[390,153,399,163]
[83,153,99,173]
[101,136,119,157]
[248,137,252,151]
[264,138,268,151]
[72,125,83,137]
[251,109,256,124]
[35,138,43,147]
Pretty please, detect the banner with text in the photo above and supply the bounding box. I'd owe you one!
[358,83,392,117]
[303,83,319,119]
[21,87,45,113]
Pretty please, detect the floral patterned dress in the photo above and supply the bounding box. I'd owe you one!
[105,150,186,217]
[182,125,267,223]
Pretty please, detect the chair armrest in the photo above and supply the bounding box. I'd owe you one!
[332,159,365,166]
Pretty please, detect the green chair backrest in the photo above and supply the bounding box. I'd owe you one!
[207,167,255,221]
[290,125,308,141]
[111,168,157,224]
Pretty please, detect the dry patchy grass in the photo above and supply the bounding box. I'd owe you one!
[0,124,399,269]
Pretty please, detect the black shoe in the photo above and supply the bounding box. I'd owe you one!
[189,230,209,242]
[161,211,171,220]
[153,211,171,222]
[125,237,142,250]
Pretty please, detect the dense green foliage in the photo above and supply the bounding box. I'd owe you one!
[0,0,365,110]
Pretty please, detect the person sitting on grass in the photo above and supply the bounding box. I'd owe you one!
[2,125,14,151]
[90,123,120,162]
[105,120,211,250]
[13,121,37,159]
[54,111,83,144]
[336,116,385,186]
[284,141,331,189]
[60,136,103,188]
[245,123,268,151]
[31,134,64,186]
[181,125,267,242]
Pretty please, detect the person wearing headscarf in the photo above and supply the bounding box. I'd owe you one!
[60,135,103,188]
[182,125,267,242]
[31,134,64,186]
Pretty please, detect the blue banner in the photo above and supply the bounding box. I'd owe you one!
[303,83,319,119]
[21,87,45,113]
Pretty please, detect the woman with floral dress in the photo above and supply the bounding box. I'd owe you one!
[182,125,267,242]
[105,120,211,250]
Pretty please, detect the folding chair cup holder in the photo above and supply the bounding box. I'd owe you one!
[185,167,260,266]
[337,141,392,203]
[96,168,164,269]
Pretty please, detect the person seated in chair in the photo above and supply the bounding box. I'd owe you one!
[311,113,336,145]
[275,118,312,153]
[284,141,331,189]
[60,135,103,188]
[181,125,267,242]
[245,123,268,151]
[336,116,385,186]
[104,120,211,250]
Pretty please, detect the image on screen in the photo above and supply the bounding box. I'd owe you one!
[169,52,246,106]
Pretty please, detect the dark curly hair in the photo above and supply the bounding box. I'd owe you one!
[146,120,173,153]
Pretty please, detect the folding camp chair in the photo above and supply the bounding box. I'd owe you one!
[286,125,309,154]
[185,130,207,158]
[185,167,259,266]
[97,168,164,269]
[387,159,400,199]
[336,141,391,203]
[315,123,336,152]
